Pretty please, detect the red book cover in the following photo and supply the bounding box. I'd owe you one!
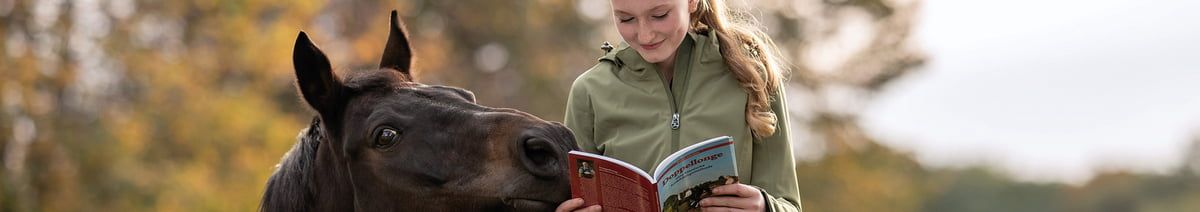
[567,136,738,212]
[568,151,659,211]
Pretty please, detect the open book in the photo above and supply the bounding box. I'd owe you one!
[568,136,738,212]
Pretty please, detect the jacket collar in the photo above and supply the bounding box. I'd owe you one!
[600,30,723,80]
[694,29,725,64]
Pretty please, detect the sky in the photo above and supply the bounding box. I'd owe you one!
[860,0,1200,184]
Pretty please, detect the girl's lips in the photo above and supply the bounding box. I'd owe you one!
[640,41,663,50]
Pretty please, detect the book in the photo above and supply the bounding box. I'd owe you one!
[568,136,738,212]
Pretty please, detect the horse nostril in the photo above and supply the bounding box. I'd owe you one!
[521,137,563,178]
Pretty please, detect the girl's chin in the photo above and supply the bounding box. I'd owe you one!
[638,52,671,63]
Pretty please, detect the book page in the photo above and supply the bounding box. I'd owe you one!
[568,151,658,211]
[652,136,739,212]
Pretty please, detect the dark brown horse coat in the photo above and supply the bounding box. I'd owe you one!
[260,10,576,211]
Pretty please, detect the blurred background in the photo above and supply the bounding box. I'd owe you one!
[2,0,1199,211]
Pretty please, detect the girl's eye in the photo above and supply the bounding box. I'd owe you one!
[652,11,669,19]
[619,17,634,23]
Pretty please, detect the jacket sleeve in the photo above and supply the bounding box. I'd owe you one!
[752,83,802,212]
[564,72,599,153]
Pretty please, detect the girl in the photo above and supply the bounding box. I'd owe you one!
[557,0,800,211]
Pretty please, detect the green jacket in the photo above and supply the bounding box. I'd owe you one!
[564,30,801,212]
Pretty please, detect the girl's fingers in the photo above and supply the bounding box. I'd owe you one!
[699,196,754,209]
[554,198,584,212]
[711,184,757,197]
[580,205,602,212]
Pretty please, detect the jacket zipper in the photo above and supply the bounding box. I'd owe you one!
[657,72,680,130]
[671,113,680,129]
[660,56,692,150]
[659,36,694,149]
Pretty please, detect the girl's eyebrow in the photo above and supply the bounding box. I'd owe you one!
[613,4,672,16]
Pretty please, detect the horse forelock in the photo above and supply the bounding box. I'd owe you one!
[343,68,419,92]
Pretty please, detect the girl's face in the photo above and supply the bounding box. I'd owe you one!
[611,0,697,64]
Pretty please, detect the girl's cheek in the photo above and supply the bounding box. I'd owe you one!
[618,25,638,44]
[654,18,680,35]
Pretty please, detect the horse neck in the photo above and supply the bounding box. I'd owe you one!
[261,117,356,211]
[312,123,357,211]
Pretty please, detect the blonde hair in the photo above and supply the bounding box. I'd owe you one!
[690,0,788,139]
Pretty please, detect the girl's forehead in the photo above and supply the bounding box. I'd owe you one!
[611,0,677,13]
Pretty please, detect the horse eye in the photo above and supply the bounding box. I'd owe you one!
[375,128,400,148]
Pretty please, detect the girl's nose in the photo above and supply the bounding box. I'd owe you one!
[637,21,655,44]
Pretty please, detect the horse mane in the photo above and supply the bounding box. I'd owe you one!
[260,117,324,211]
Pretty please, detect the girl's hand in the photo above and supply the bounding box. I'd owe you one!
[699,183,765,212]
[555,198,601,212]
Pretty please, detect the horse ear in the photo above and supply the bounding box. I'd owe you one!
[293,31,343,113]
[379,10,413,77]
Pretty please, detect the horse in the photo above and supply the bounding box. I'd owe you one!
[259,10,577,211]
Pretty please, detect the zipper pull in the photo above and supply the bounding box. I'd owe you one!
[671,113,680,130]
